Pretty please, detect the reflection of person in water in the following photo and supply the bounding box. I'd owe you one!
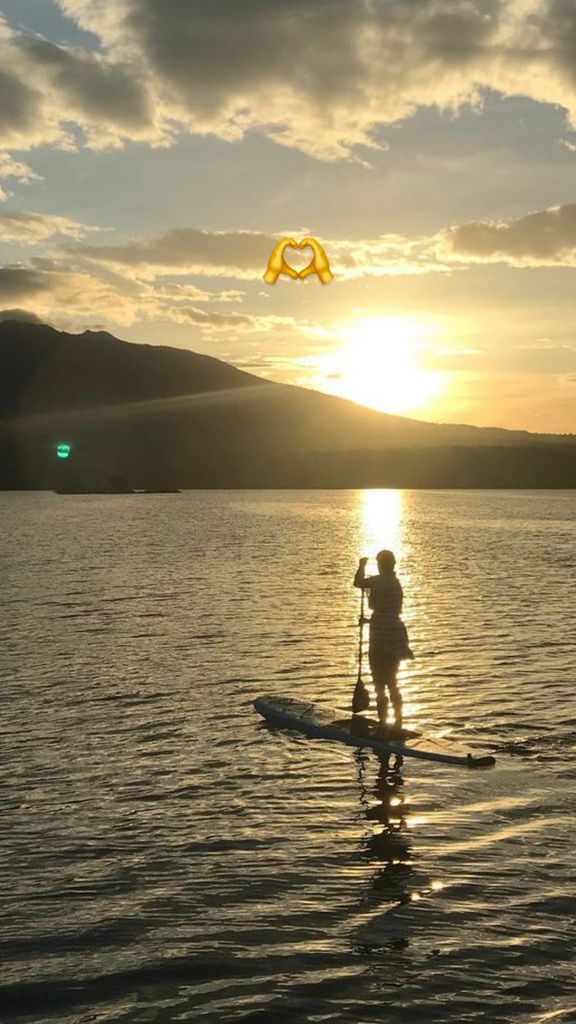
[355,750,412,922]
[364,756,408,849]
[354,550,414,731]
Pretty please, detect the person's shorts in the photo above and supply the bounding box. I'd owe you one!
[369,616,413,661]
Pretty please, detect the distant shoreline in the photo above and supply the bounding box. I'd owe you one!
[1,484,576,494]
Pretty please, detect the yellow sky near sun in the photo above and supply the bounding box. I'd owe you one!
[295,314,449,418]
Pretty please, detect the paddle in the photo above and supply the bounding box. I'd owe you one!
[352,584,371,713]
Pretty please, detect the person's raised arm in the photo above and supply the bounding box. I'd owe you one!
[353,556,370,589]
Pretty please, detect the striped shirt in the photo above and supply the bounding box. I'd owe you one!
[363,572,414,661]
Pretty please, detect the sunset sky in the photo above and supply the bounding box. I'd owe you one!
[2,1,576,432]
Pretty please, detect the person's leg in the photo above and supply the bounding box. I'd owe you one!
[369,645,389,727]
[375,685,388,727]
[386,657,403,729]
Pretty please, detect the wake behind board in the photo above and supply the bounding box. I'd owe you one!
[254,695,496,769]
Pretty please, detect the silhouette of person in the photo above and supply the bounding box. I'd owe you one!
[354,550,414,731]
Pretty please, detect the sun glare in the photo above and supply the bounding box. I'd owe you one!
[360,488,404,559]
[307,315,446,416]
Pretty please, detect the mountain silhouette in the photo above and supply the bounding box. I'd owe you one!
[1,319,574,489]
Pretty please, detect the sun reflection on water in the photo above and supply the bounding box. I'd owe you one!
[359,488,405,566]
[356,488,419,713]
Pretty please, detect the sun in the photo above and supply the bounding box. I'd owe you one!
[306,315,446,416]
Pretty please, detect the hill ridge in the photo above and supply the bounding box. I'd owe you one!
[1,319,575,489]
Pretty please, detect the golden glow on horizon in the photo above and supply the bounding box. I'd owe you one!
[305,314,446,416]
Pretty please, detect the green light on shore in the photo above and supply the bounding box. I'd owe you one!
[56,442,72,460]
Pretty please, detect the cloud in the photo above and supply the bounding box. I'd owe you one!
[152,282,246,304]
[0,267,53,301]
[0,23,72,152]
[0,257,298,336]
[150,296,300,333]
[445,203,576,265]
[331,201,576,273]
[0,62,46,151]
[0,265,139,323]
[0,211,92,243]
[19,36,159,149]
[54,0,509,159]
[50,0,576,157]
[0,2,573,161]
[0,154,40,184]
[0,307,44,324]
[0,154,41,201]
[329,235,453,278]
[165,306,254,328]
[0,13,160,154]
[50,200,576,290]
[77,228,279,279]
[76,223,456,281]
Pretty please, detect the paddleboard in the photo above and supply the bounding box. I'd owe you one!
[254,695,496,769]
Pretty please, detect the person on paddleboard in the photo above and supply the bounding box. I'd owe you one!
[354,550,414,731]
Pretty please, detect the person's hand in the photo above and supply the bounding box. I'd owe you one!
[263,237,299,283]
[359,556,368,567]
[298,237,334,284]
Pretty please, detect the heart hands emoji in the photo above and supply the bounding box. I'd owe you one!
[263,237,333,285]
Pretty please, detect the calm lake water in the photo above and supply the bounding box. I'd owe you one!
[2,489,576,1024]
